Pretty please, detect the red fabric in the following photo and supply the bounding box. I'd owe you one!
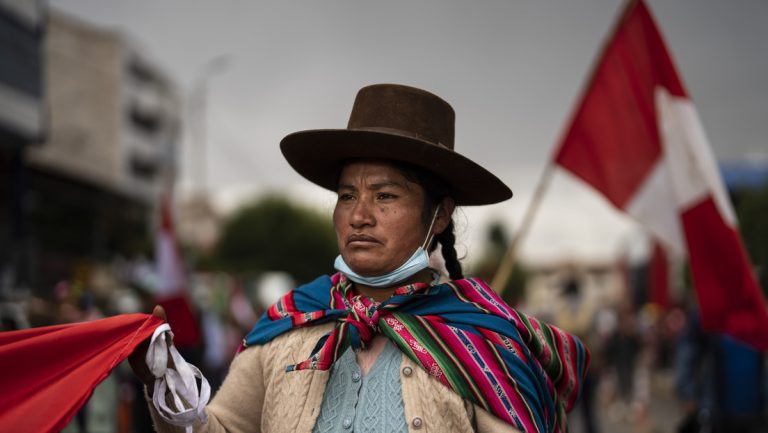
[649,240,671,309]
[682,198,768,348]
[156,295,200,348]
[160,193,174,232]
[156,194,201,348]
[0,314,163,433]
[554,0,685,208]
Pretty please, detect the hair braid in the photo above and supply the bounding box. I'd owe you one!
[436,220,463,280]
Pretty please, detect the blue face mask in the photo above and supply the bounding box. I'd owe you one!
[334,205,441,288]
[334,247,430,288]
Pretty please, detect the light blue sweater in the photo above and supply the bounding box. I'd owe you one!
[312,341,408,433]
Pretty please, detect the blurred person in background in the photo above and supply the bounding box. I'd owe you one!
[554,275,600,433]
[604,303,642,422]
[675,308,766,433]
[130,84,590,433]
[0,301,27,331]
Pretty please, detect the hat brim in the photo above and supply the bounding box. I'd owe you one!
[280,129,512,206]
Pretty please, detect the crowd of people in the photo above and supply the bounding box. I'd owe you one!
[539,277,767,433]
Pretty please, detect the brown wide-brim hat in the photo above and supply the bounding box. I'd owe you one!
[280,84,512,205]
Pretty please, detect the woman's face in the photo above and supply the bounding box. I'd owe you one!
[333,160,430,277]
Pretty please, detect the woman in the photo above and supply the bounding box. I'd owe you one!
[133,84,588,433]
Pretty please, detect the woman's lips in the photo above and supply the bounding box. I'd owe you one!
[347,234,381,246]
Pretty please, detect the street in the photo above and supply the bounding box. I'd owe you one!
[570,370,682,433]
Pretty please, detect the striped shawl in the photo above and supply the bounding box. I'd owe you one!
[242,273,589,433]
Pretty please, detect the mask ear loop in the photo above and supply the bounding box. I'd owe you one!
[421,204,441,251]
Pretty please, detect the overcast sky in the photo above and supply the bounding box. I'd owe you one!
[50,0,768,265]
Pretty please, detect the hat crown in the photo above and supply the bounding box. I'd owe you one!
[347,84,455,150]
[279,83,512,205]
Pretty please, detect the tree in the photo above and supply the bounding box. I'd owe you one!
[212,196,338,284]
[734,183,768,294]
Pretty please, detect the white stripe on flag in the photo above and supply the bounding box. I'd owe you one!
[655,88,737,226]
[156,231,184,296]
[625,157,687,256]
[625,87,739,256]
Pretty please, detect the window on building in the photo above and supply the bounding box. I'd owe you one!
[129,104,161,135]
[129,153,157,181]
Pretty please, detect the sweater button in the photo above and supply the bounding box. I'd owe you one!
[343,418,352,429]
[411,417,423,429]
[402,366,413,377]
[352,371,361,382]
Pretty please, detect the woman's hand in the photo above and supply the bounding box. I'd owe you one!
[128,305,167,387]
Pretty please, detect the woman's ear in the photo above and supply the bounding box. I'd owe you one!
[433,197,456,234]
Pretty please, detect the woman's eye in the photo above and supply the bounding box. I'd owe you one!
[377,192,396,200]
[338,193,355,201]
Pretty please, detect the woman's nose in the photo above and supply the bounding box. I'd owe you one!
[350,200,375,227]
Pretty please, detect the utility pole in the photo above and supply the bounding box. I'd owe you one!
[189,55,231,196]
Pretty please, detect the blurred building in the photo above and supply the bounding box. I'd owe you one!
[523,259,628,317]
[0,1,45,144]
[1,8,181,295]
[29,11,180,202]
[176,193,221,254]
[0,0,46,298]
[721,157,768,191]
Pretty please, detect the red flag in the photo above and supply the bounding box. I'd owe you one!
[649,240,671,309]
[0,314,163,433]
[554,0,768,349]
[156,195,201,348]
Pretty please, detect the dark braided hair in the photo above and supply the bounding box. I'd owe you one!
[435,220,462,280]
[391,162,464,280]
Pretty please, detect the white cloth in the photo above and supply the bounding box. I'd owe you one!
[147,323,210,433]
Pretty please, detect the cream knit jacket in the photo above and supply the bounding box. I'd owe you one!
[149,322,522,433]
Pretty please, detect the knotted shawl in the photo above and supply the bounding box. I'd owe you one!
[243,273,589,433]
